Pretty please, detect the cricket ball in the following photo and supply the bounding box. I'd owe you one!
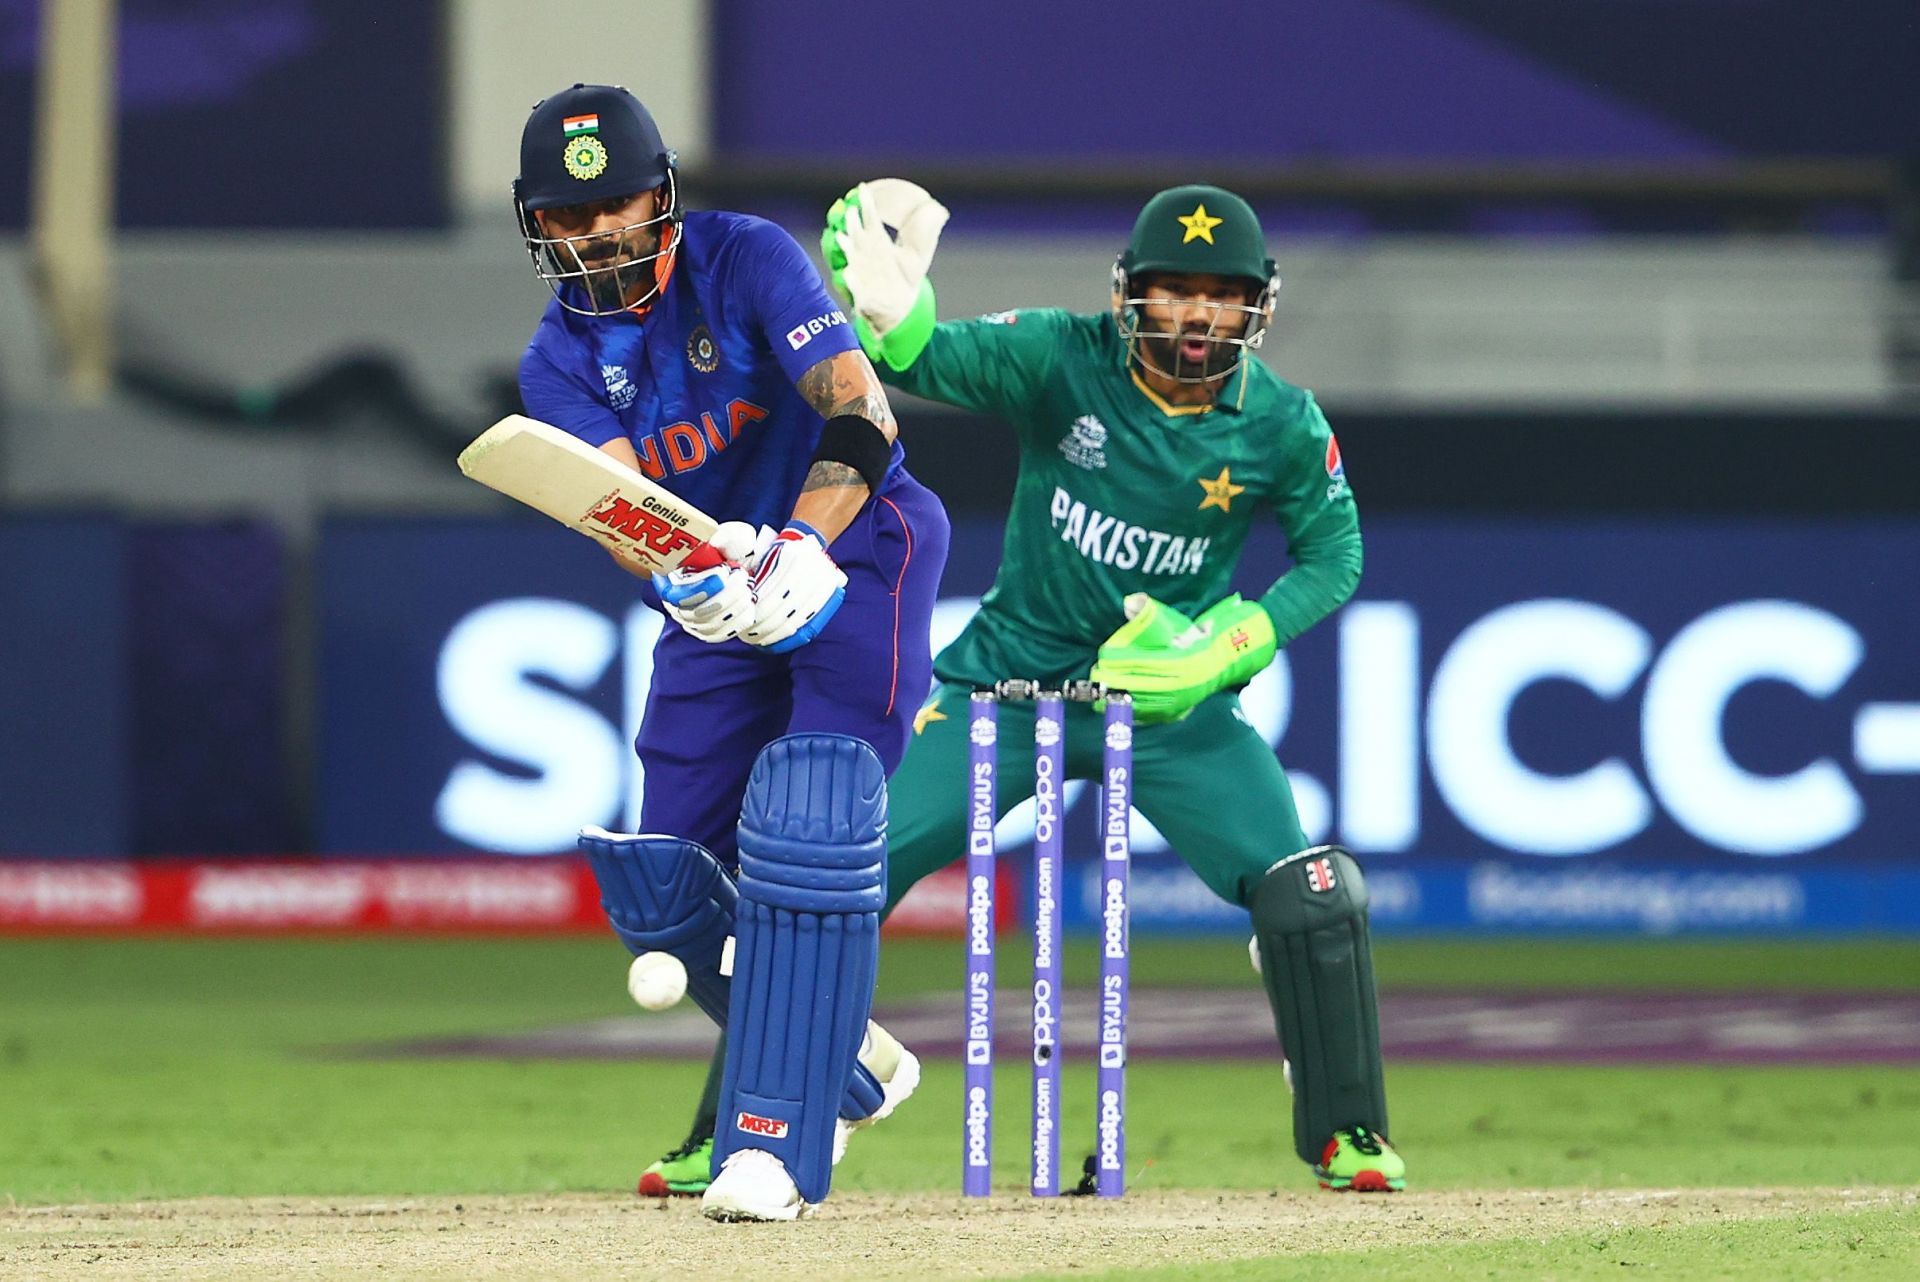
[626,951,688,1011]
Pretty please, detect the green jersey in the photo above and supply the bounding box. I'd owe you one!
[882,308,1362,688]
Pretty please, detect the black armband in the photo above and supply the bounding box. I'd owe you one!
[811,414,892,495]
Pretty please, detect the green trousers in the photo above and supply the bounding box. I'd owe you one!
[885,682,1310,912]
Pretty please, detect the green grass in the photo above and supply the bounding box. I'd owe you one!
[2,936,1919,1206]
[1021,1207,1920,1281]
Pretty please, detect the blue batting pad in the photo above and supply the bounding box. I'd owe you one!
[580,826,886,1127]
[715,733,887,1205]
[578,829,739,1027]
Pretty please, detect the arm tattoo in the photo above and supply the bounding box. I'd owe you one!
[801,460,864,493]
[796,351,898,440]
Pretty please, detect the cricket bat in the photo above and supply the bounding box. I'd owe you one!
[457,415,722,575]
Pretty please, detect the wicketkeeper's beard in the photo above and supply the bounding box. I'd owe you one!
[1140,323,1244,383]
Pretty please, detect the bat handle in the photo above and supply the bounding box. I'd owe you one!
[678,521,758,573]
[678,541,728,573]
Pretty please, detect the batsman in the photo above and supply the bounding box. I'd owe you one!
[642,180,1405,1196]
[507,85,948,1221]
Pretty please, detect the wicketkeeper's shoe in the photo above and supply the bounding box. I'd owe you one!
[702,1148,810,1222]
[636,1134,713,1198]
[832,1021,922,1165]
[1314,1126,1406,1192]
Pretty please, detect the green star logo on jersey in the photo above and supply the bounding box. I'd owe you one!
[1198,466,1245,513]
[1177,203,1225,244]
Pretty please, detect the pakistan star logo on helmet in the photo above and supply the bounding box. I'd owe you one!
[1176,203,1225,244]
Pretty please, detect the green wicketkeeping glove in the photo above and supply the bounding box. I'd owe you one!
[1090,593,1278,723]
[820,180,947,371]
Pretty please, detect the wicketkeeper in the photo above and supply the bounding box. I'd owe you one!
[640,180,1404,1196]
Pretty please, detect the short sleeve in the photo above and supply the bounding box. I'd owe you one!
[518,342,624,448]
[733,218,862,384]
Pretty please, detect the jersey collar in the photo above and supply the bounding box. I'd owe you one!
[1125,358,1249,417]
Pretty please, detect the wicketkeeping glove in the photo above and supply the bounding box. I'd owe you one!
[738,522,849,653]
[821,178,948,371]
[652,521,761,644]
[1090,593,1278,723]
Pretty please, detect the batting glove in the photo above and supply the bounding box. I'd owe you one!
[652,521,761,644]
[739,522,848,653]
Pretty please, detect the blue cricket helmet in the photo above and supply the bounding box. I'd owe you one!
[513,84,682,316]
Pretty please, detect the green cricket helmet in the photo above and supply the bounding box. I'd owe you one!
[1111,184,1280,384]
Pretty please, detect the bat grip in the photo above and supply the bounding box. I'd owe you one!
[678,541,728,573]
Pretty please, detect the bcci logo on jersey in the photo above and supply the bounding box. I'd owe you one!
[1060,414,1109,470]
[601,363,637,411]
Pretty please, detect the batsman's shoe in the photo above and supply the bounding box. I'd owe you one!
[636,1135,713,1198]
[702,1148,810,1222]
[1314,1127,1406,1193]
[832,1022,923,1164]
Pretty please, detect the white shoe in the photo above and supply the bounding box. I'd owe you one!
[833,1021,922,1164]
[702,1148,809,1222]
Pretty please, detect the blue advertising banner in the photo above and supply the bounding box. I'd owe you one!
[0,0,446,228]
[0,518,129,855]
[316,515,1920,933]
[0,516,289,857]
[714,1,1917,161]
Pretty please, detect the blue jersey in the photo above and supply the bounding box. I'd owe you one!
[518,210,900,532]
